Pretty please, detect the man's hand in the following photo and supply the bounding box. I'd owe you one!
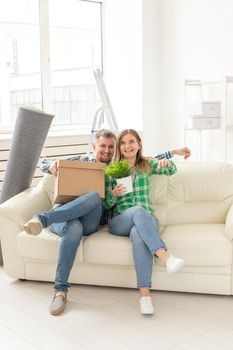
[172,147,191,160]
[49,160,59,177]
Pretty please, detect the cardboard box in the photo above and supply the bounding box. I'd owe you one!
[54,160,106,203]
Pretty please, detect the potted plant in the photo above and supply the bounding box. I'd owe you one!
[105,159,133,193]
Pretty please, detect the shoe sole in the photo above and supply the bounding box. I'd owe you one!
[23,222,42,235]
[167,260,185,274]
[49,297,67,316]
[49,305,66,316]
[141,310,154,315]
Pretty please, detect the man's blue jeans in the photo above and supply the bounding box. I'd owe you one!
[38,192,102,291]
[108,206,166,289]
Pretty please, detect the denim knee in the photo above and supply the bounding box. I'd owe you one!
[130,229,144,245]
[61,220,83,241]
[88,191,101,204]
[131,206,149,219]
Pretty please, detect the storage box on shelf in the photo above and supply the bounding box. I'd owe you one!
[184,77,233,161]
[186,116,221,130]
[184,80,221,131]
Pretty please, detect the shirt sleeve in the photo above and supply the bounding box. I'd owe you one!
[39,155,90,174]
[149,159,177,176]
[102,175,117,209]
[40,159,53,174]
[154,150,174,160]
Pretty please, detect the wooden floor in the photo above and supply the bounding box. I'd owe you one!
[0,266,233,350]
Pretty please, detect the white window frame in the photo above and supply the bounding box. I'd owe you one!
[0,0,103,135]
[39,0,52,113]
[40,0,103,132]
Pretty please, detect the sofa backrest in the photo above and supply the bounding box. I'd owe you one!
[39,162,233,226]
[37,174,55,206]
[150,162,233,226]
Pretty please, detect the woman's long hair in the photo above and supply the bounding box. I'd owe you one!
[115,129,151,172]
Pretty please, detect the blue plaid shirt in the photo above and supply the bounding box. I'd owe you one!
[40,154,96,173]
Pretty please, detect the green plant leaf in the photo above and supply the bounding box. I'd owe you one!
[105,160,131,179]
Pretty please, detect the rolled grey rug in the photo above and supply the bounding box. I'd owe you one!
[1,106,54,203]
[0,106,54,263]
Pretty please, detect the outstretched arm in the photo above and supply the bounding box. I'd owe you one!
[172,147,191,160]
[155,147,191,160]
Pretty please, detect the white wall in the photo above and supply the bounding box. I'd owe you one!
[103,0,142,131]
[158,0,233,161]
[103,0,163,156]
[142,0,162,155]
[104,0,233,161]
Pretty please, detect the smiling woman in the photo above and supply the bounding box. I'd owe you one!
[103,129,184,315]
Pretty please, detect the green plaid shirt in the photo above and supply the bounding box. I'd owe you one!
[103,159,177,214]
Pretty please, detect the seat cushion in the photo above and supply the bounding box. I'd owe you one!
[161,223,232,266]
[17,223,232,268]
[17,228,83,262]
[83,227,134,266]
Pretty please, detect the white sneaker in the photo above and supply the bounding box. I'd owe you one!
[139,296,154,315]
[166,255,184,274]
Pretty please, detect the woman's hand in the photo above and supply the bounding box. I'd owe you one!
[49,160,59,177]
[156,159,170,171]
[112,183,127,197]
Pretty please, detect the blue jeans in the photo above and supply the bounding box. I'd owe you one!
[108,206,166,289]
[38,192,102,291]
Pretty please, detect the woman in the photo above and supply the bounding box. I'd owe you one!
[103,129,184,315]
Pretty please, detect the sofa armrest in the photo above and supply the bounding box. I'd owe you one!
[0,185,51,229]
[225,204,233,240]
[0,186,51,278]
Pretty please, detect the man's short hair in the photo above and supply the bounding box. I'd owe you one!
[93,129,116,143]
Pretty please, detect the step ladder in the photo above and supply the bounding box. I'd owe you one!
[87,68,119,155]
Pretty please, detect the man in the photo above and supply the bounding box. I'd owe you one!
[24,129,190,316]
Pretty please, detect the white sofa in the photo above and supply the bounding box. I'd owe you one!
[1,162,233,295]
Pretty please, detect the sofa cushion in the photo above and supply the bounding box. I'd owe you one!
[150,162,233,226]
[17,228,83,262]
[83,227,134,266]
[161,223,232,266]
[83,224,232,268]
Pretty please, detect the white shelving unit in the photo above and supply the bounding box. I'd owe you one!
[222,76,233,162]
[184,77,233,162]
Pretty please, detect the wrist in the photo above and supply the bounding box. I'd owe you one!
[170,150,175,157]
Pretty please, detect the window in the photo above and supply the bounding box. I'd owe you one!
[0,0,102,133]
[0,0,41,131]
[49,0,102,130]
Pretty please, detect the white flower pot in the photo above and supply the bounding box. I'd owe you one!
[116,175,133,194]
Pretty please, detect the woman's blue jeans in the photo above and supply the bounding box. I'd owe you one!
[38,192,102,291]
[108,206,166,289]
